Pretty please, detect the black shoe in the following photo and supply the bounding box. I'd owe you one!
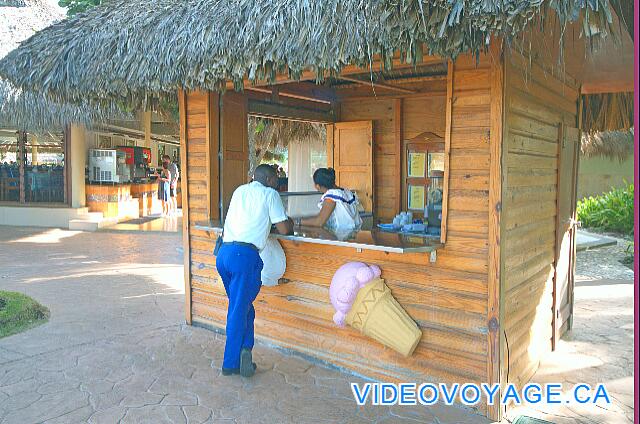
[221,367,239,376]
[240,348,256,377]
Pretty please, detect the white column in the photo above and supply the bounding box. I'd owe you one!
[69,125,87,208]
[31,135,39,165]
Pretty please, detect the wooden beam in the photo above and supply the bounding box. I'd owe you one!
[336,74,446,91]
[487,43,505,423]
[336,75,416,94]
[225,54,446,89]
[244,86,332,105]
[440,61,453,244]
[248,100,335,123]
[178,89,192,325]
[336,90,447,102]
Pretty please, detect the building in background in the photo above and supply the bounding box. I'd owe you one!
[0,0,179,229]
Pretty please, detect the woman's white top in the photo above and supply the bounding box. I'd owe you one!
[319,188,362,230]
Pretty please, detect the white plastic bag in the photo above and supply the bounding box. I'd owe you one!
[259,238,286,286]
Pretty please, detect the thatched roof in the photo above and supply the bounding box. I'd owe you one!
[0,0,619,109]
[581,129,634,161]
[0,0,130,130]
[582,92,634,134]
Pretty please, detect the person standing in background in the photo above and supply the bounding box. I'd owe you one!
[162,154,179,216]
[156,163,171,216]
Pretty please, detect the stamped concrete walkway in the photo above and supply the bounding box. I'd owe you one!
[0,226,485,424]
[505,238,635,424]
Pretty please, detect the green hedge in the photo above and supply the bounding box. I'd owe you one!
[577,183,634,235]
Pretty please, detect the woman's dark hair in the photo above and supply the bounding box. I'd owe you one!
[313,168,337,189]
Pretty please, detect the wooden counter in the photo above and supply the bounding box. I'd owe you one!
[86,183,135,218]
[194,220,442,255]
[86,181,160,218]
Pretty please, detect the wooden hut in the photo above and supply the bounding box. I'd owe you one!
[0,1,633,420]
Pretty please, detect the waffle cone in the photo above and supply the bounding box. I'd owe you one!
[345,278,422,357]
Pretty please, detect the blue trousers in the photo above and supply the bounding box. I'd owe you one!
[215,243,263,369]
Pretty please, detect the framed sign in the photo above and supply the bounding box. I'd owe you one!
[408,184,425,210]
[408,152,426,178]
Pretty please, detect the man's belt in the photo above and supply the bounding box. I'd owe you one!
[222,241,259,252]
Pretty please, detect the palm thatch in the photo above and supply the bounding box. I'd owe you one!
[0,79,132,131]
[248,117,326,174]
[581,129,634,161]
[581,92,634,134]
[0,0,132,130]
[0,0,619,112]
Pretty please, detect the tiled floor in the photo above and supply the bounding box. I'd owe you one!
[0,226,487,424]
[104,212,182,233]
[0,227,634,423]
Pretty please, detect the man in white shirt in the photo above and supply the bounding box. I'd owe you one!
[217,164,293,377]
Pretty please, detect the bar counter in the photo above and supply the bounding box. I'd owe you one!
[193,220,443,256]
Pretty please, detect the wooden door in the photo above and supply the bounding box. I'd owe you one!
[220,91,249,219]
[553,124,580,348]
[328,121,374,213]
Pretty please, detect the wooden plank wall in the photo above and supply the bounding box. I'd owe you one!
[501,50,579,389]
[186,54,499,416]
[339,80,447,221]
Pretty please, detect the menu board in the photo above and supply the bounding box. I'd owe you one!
[408,185,425,210]
[408,152,426,178]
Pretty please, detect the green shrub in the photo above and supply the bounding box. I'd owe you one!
[577,183,634,235]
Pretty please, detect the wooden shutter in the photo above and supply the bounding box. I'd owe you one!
[328,121,374,213]
[220,91,249,219]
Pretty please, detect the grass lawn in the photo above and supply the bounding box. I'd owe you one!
[0,291,50,339]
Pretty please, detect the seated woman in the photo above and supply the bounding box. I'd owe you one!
[297,168,362,230]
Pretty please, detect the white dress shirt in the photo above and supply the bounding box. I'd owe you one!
[223,181,288,251]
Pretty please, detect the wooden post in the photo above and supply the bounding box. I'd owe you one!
[206,92,221,220]
[178,90,192,325]
[440,61,454,243]
[326,124,334,168]
[18,131,26,203]
[487,44,505,422]
[394,98,402,214]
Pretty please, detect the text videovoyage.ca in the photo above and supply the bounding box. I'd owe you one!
[350,382,611,407]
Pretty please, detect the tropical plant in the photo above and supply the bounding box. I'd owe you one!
[58,0,101,16]
[577,183,634,235]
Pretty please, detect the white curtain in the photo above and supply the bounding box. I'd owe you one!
[287,142,321,217]
[288,141,315,191]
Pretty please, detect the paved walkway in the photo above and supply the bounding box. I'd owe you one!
[103,213,182,233]
[0,226,485,424]
[506,238,635,424]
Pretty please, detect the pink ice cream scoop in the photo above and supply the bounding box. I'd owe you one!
[330,262,381,327]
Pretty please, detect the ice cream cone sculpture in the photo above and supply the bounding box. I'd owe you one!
[329,262,422,357]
